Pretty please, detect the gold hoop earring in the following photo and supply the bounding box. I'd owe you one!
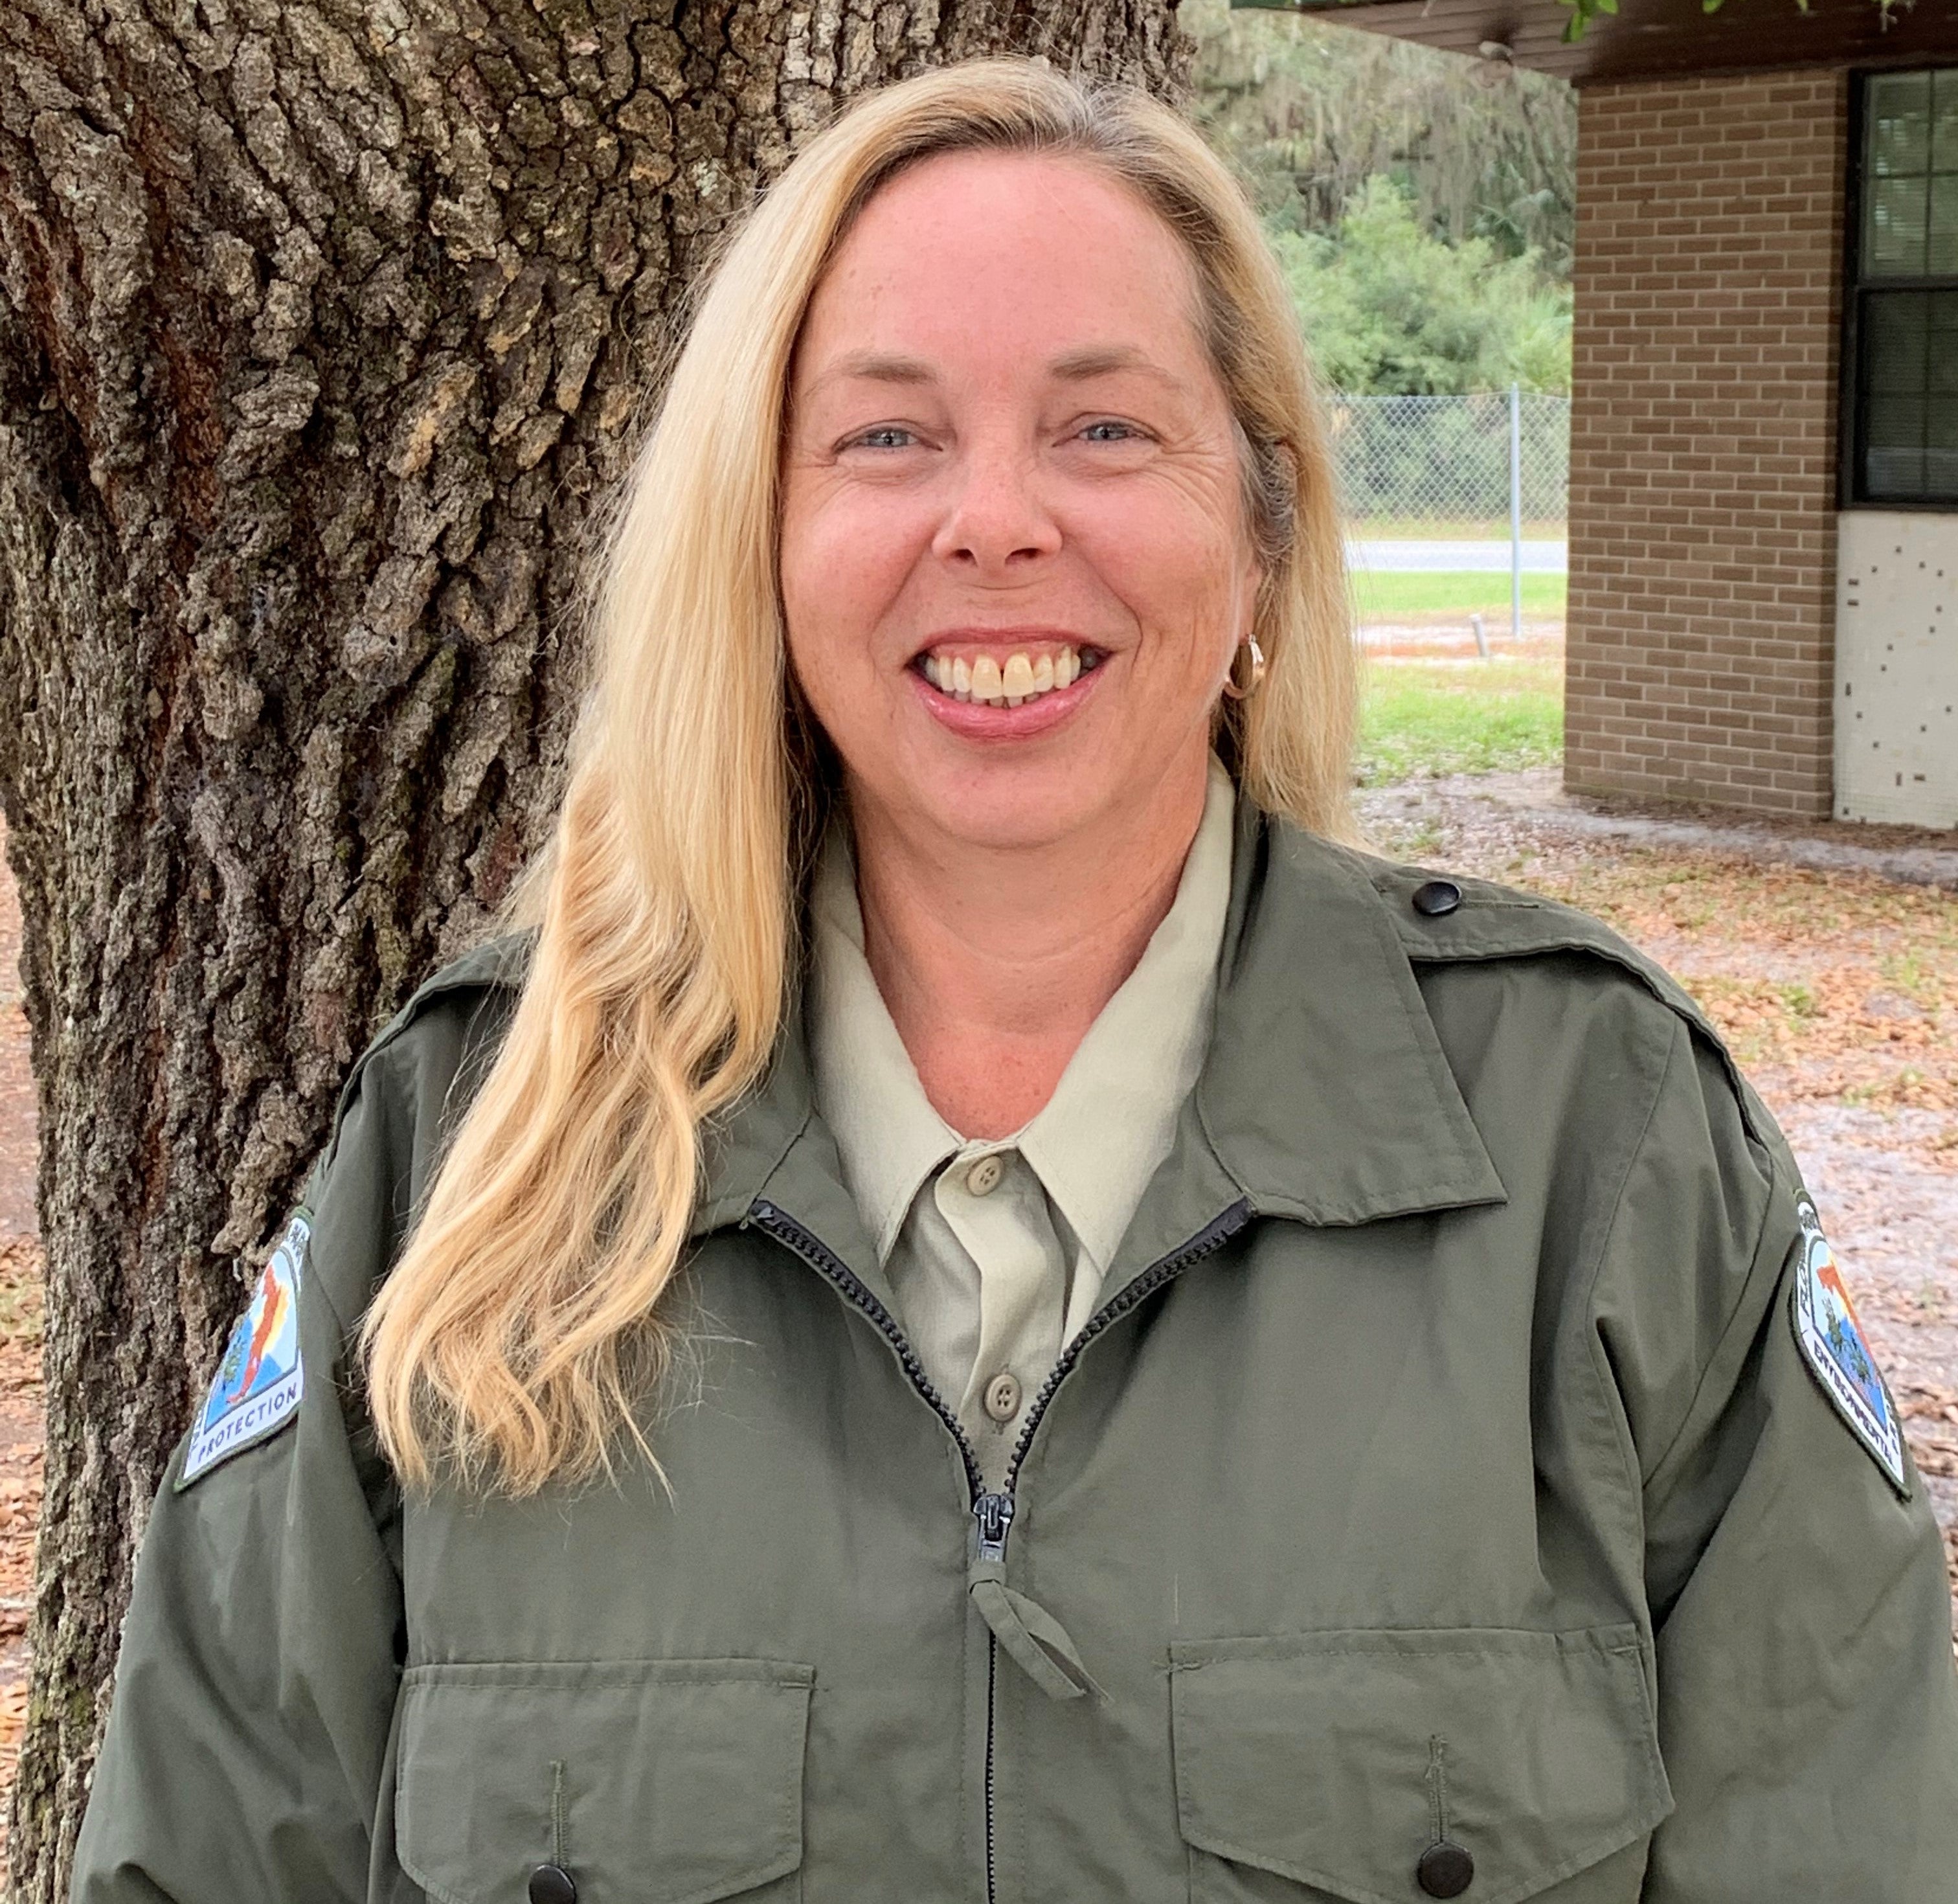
[1221,636,1266,701]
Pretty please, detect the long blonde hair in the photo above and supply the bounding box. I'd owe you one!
[361,56,1356,1493]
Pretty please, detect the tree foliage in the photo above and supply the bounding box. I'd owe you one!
[1274,177,1572,392]
[1186,0,1574,393]
[1186,0,1577,277]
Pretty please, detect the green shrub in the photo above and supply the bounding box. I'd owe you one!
[1274,179,1572,396]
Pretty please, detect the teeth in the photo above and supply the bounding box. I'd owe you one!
[923,645,1085,706]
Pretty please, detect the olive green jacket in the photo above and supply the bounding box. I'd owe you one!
[73,805,1958,1904]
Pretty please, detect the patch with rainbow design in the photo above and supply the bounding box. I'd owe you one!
[1790,1193,1908,1497]
[178,1212,309,1488]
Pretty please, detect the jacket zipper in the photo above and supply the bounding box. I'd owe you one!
[996,1199,1253,1495]
[745,1203,1008,1898]
[747,1193,1253,1904]
[747,1199,985,1495]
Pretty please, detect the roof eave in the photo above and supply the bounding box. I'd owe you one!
[1232,0,1958,85]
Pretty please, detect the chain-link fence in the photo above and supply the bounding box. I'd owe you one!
[1325,391,1570,535]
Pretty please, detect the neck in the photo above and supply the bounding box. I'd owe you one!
[847,749,1212,1140]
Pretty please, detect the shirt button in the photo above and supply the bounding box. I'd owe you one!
[983,1371,1022,1422]
[529,1865,578,1904]
[1417,1841,1474,1898]
[1411,878,1463,918]
[964,1154,1005,1196]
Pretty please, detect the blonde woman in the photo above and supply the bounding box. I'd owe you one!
[74,58,1956,1904]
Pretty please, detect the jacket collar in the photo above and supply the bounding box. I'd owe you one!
[692,801,1506,1291]
[1195,797,1507,1227]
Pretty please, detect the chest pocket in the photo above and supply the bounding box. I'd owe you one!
[395,1657,813,1904]
[1169,1626,1672,1904]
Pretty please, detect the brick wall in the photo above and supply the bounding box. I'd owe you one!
[1565,70,1847,816]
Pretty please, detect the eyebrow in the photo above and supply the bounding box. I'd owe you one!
[807,350,936,392]
[806,343,1184,395]
[1046,344,1182,388]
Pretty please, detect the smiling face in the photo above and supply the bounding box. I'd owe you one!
[779,150,1261,856]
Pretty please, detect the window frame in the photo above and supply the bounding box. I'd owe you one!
[1840,63,1958,512]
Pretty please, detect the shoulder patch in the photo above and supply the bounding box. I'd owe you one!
[178,1212,309,1488]
[1788,1194,1909,1497]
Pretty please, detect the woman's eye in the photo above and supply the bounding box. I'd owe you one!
[1078,419,1145,444]
[850,426,916,451]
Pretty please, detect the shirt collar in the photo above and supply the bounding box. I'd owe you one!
[1014,756,1234,1271]
[804,828,962,1264]
[802,757,1235,1269]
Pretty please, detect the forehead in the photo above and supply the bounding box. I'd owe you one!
[794,148,1210,380]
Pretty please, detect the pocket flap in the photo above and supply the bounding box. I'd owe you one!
[1170,1626,1671,1904]
[396,1657,814,1904]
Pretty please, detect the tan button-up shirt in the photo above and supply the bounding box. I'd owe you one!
[807,756,1236,1485]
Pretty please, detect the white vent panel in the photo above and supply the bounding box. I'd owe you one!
[1834,511,1958,828]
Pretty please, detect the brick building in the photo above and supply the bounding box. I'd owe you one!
[1244,0,1958,827]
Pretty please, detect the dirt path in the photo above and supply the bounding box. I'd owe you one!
[0,821,40,1841]
[1361,770,1958,1604]
[0,1243,40,1836]
[0,828,30,1245]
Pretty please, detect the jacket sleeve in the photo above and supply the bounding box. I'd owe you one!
[1590,1015,1958,1901]
[69,1036,418,1904]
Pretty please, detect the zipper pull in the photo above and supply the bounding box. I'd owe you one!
[973,1491,1015,1561]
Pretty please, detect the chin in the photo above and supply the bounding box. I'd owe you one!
[914,763,1107,856]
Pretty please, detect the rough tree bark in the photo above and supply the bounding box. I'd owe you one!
[0,1,1189,1893]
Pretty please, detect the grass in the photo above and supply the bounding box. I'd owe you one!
[1883,949,1946,1011]
[1351,569,1567,618]
[1349,517,1566,542]
[1356,655,1564,786]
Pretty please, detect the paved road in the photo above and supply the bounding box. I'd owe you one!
[1346,538,1568,574]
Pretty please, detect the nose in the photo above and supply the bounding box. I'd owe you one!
[930,437,1061,578]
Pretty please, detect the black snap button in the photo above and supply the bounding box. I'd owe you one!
[1417,1838,1475,1898]
[1411,879,1462,918]
[528,1864,577,1904]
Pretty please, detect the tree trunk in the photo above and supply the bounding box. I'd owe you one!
[0,1,1189,1892]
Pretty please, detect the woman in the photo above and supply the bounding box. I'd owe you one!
[74,59,1957,1904]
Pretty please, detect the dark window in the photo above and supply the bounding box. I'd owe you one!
[1847,69,1958,505]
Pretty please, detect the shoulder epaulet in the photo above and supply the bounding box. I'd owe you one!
[1359,854,1747,1098]
[321,929,535,1154]
[372,929,533,1046]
